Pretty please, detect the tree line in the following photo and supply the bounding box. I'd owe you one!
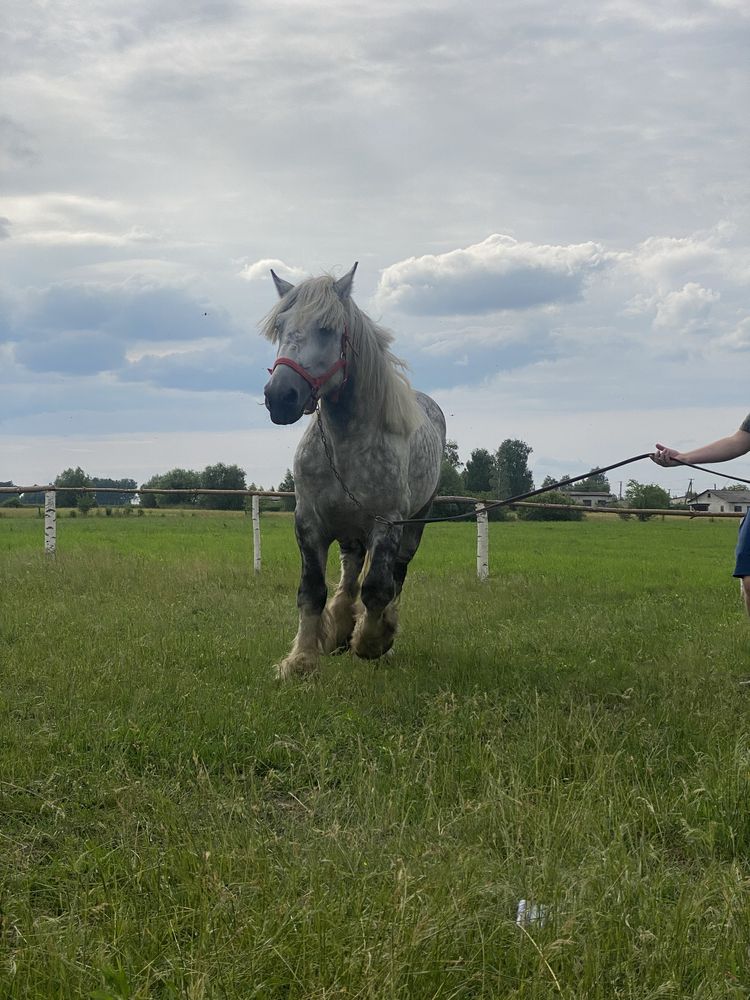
[0,465,296,512]
[2,443,710,520]
[437,439,678,520]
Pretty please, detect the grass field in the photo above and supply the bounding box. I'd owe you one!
[1,511,749,998]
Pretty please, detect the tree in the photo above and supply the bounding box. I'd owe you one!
[77,493,96,515]
[0,482,17,508]
[571,468,611,493]
[92,478,137,506]
[516,490,583,521]
[200,463,247,510]
[624,480,671,520]
[464,448,494,493]
[277,468,296,511]
[444,439,461,470]
[438,459,464,497]
[141,468,202,507]
[277,469,295,493]
[492,439,534,500]
[55,467,91,508]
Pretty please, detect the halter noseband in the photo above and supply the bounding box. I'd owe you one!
[268,324,351,410]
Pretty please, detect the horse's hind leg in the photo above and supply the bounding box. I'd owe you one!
[275,521,329,680]
[393,514,428,600]
[321,540,366,654]
[351,523,403,660]
[377,511,430,654]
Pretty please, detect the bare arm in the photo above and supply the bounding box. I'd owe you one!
[652,429,750,467]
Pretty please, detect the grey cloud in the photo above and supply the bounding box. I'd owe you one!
[121,344,261,393]
[16,282,236,344]
[0,217,10,239]
[377,235,606,316]
[14,331,125,375]
[0,114,36,167]
[2,280,243,379]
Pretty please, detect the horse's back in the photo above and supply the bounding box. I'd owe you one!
[408,391,446,515]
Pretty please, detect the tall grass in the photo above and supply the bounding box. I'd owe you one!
[1,513,749,998]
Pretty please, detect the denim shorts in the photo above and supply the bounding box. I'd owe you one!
[734,512,750,577]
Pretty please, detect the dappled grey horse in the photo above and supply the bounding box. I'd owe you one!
[262,264,446,679]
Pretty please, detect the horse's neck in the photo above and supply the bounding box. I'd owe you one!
[320,372,379,445]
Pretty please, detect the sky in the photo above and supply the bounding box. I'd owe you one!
[1,0,749,497]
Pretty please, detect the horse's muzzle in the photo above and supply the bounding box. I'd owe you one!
[263,368,310,425]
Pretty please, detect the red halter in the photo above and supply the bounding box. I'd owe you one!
[268,324,351,410]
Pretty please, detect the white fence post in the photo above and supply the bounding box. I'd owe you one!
[44,491,57,557]
[475,502,489,581]
[252,494,261,574]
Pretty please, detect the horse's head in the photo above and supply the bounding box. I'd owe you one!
[263,263,358,425]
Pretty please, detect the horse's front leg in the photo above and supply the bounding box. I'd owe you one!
[321,540,367,654]
[351,521,403,660]
[275,519,330,680]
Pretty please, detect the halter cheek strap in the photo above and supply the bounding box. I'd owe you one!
[268,325,351,407]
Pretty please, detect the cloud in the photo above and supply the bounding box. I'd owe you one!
[2,279,245,382]
[652,282,720,332]
[0,217,10,239]
[375,235,607,316]
[718,317,750,352]
[121,342,260,393]
[0,115,36,169]
[13,331,125,375]
[240,258,309,284]
[626,230,738,290]
[0,193,160,247]
[8,280,236,344]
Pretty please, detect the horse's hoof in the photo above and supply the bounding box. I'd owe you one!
[350,621,396,660]
[274,652,319,680]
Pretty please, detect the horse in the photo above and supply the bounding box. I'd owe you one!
[262,263,446,680]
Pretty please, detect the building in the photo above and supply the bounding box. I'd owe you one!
[563,491,617,508]
[688,489,750,514]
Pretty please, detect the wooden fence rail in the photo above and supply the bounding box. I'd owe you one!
[1,486,743,578]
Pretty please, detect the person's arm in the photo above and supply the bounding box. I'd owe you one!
[652,429,750,467]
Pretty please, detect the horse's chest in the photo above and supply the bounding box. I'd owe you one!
[297,437,407,514]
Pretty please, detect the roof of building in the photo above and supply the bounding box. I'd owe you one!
[563,491,614,498]
[691,489,750,502]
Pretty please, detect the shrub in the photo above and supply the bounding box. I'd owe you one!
[471,492,511,522]
[76,494,96,515]
[516,490,584,521]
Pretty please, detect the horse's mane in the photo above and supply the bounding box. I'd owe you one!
[261,275,422,436]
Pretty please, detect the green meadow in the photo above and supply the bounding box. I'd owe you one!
[1,511,749,999]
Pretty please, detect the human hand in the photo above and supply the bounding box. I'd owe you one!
[651,443,683,467]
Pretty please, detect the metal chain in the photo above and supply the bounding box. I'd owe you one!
[316,408,363,510]
[315,409,393,524]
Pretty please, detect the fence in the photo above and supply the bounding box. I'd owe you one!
[1,485,744,580]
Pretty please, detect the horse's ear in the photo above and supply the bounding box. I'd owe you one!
[333,262,358,301]
[271,270,295,298]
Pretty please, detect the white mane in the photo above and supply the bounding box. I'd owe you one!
[262,275,422,437]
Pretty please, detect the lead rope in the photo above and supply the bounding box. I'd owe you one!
[315,416,750,528]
